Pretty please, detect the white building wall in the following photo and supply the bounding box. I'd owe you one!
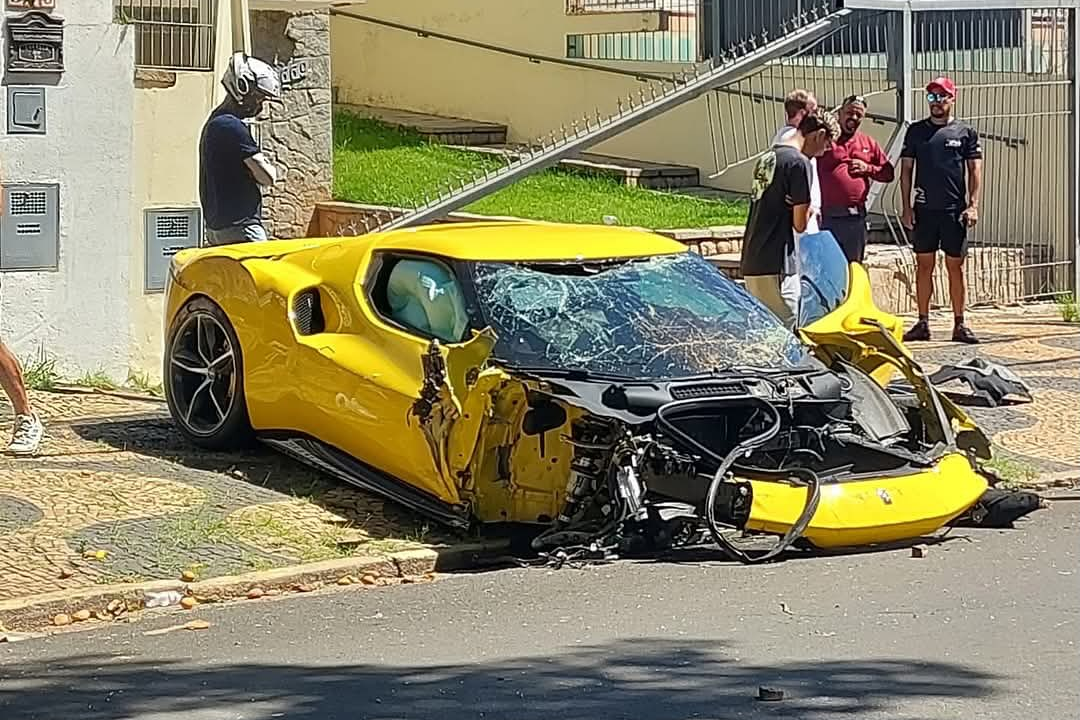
[0,1,135,379]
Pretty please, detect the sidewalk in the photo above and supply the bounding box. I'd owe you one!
[0,306,1076,610]
[906,306,1080,479]
[0,391,461,605]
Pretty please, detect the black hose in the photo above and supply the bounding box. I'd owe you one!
[698,402,823,564]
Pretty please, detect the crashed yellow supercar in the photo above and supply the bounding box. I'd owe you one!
[163,222,996,562]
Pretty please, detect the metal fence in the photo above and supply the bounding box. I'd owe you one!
[114,0,218,71]
[564,1,847,63]
[692,4,1076,301]
[876,7,1075,300]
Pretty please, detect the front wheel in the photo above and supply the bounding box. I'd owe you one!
[164,297,253,449]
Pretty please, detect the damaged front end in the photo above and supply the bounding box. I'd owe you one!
[416,256,1030,564]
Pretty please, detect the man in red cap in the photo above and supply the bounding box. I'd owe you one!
[899,76,983,344]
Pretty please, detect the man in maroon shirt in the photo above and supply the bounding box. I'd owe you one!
[818,95,895,263]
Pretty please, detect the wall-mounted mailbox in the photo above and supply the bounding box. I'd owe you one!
[0,183,60,271]
[6,11,65,74]
[7,86,46,134]
[145,207,202,293]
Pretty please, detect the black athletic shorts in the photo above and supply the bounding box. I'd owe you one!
[912,207,969,258]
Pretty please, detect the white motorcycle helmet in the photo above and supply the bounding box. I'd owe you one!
[221,52,283,106]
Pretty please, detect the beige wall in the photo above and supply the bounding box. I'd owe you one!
[330,0,714,173]
[128,5,235,379]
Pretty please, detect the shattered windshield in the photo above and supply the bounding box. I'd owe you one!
[471,252,809,380]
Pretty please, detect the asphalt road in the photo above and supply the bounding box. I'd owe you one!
[2,502,1077,720]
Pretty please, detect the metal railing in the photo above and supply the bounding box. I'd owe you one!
[363,1,848,231]
[115,0,218,72]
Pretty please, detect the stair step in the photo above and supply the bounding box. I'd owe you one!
[338,104,508,146]
[562,153,700,189]
[447,144,700,190]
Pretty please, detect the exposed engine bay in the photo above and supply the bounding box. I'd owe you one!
[515,357,999,564]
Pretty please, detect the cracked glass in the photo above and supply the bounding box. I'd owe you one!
[471,252,809,380]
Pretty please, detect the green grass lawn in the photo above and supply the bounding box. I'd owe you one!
[332,112,748,229]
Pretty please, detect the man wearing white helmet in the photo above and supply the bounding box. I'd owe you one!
[199,52,283,245]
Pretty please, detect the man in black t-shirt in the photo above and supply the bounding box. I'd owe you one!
[741,109,840,328]
[899,76,983,344]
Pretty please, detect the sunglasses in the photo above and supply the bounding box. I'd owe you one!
[926,92,952,103]
[842,94,867,108]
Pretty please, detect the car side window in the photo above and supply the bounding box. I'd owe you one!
[374,255,471,344]
[797,231,850,327]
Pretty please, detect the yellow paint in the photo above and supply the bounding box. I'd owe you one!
[744,453,988,548]
[167,221,993,544]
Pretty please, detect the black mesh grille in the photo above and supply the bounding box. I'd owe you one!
[669,382,747,400]
[293,289,325,336]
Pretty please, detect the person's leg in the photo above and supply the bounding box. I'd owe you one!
[904,208,940,342]
[0,340,31,416]
[822,216,864,264]
[745,274,796,329]
[943,210,978,343]
[0,340,43,456]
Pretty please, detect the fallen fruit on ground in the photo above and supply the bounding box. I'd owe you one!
[180,596,198,610]
[181,570,197,582]
[247,587,265,599]
[360,574,378,585]
[72,609,92,622]
[52,614,72,627]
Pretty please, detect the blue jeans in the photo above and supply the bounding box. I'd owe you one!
[204,223,268,246]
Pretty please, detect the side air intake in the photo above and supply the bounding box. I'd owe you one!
[293,288,326,336]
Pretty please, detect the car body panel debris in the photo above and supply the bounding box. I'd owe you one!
[930,357,1032,407]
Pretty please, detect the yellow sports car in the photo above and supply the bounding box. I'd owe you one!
[163,222,1002,563]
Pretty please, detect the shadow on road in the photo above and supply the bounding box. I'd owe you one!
[0,639,1002,719]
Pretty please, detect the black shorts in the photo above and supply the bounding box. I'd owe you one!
[913,207,968,258]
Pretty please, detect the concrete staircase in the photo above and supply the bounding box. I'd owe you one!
[336,102,702,191]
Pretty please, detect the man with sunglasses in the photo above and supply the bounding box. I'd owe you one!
[818,94,895,263]
[899,76,983,344]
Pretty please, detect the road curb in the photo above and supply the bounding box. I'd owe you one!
[0,540,510,632]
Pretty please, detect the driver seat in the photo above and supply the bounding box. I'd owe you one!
[385,259,470,343]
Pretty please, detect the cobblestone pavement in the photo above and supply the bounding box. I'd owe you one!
[907,306,1080,477]
[0,306,1076,602]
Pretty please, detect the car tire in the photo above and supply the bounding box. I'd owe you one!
[164,296,254,450]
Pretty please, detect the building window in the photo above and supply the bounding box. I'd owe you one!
[115,0,218,71]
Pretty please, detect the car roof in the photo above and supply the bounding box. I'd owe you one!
[369,221,688,261]
[173,221,690,268]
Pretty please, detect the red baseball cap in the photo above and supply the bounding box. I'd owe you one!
[926,76,957,97]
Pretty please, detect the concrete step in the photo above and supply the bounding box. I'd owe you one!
[338,104,508,146]
[562,153,700,189]
[447,144,700,190]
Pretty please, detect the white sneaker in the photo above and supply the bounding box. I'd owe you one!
[7,413,44,456]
